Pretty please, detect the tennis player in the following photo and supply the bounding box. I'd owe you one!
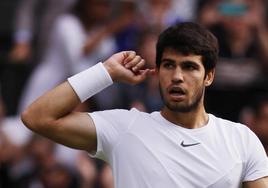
[21,22,268,188]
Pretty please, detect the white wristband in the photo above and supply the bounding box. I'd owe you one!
[67,62,113,102]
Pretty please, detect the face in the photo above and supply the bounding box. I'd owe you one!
[158,48,214,113]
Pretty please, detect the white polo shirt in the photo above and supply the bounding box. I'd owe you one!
[89,108,268,188]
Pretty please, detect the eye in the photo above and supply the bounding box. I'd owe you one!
[182,62,199,71]
[162,62,175,69]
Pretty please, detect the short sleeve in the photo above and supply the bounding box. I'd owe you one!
[88,108,139,162]
[243,128,268,182]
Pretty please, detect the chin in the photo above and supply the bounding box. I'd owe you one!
[165,103,193,113]
[165,97,203,113]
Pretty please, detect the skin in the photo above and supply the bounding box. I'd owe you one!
[159,48,214,129]
[21,50,268,187]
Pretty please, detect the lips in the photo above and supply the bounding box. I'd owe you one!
[168,86,186,100]
[168,86,185,94]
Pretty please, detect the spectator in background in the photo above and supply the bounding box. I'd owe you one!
[9,0,75,63]
[0,130,15,187]
[198,0,268,88]
[240,96,268,155]
[75,152,98,188]
[138,0,199,29]
[0,134,81,188]
[38,164,77,188]
[115,0,199,52]
[114,0,141,51]
[139,0,180,31]
[99,164,114,188]
[170,0,199,21]
[3,0,135,179]
[251,97,268,155]
[15,0,130,115]
[197,0,268,121]
[0,132,96,188]
[0,128,32,188]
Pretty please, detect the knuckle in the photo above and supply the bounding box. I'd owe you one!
[137,55,141,60]
[140,60,145,65]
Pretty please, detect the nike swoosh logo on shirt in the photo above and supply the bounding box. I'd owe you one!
[180,141,201,147]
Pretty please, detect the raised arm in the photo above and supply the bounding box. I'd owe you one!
[21,51,154,153]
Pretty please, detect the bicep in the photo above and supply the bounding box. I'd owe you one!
[43,112,97,153]
[243,177,268,188]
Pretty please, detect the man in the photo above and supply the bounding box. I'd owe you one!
[21,22,268,188]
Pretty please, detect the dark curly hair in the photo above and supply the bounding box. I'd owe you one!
[156,22,219,73]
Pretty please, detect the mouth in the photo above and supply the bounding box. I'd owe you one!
[168,86,186,100]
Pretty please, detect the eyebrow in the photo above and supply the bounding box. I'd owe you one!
[161,58,200,66]
[181,60,200,66]
[161,58,176,63]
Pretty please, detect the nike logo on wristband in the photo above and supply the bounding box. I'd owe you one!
[180,141,200,147]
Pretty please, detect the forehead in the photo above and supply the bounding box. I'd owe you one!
[161,48,203,65]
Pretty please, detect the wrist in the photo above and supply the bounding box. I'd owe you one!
[103,61,116,82]
[67,62,113,102]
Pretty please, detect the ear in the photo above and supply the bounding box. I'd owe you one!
[204,69,215,87]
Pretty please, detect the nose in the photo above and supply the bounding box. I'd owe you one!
[171,68,183,83]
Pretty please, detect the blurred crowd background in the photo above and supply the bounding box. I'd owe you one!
[0,0,268,187]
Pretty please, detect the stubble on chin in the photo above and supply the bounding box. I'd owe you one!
[159,86,204,113]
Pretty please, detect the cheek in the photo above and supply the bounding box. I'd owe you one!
[158,79,165,91]
[158,72,171,87]
[187,77,205,94]
[158,78,169,95]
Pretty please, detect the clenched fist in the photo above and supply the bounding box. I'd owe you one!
[103,51,155,84]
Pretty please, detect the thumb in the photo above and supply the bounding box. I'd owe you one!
[138,68,156,76]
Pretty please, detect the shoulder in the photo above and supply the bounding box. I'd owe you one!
[210,114,256,142]
[211,114,251,133]
[210,114,264,158]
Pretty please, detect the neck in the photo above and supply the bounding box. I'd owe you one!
[160,103,209,129]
